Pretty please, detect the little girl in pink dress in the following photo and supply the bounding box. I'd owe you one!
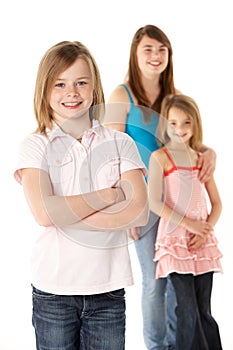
[148,94,223,350]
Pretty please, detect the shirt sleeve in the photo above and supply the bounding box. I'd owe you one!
[14,133,49,184]
[116,132,147,177]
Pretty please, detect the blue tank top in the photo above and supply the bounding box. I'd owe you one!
[122,84,160,171]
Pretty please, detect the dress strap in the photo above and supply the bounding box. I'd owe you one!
[162,147,176,168]
[120,84,134,104]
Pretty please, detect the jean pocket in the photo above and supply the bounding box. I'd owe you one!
[32,285,57,300]
[106,288,125,300]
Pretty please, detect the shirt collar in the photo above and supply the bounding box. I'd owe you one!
[46,119,101,142]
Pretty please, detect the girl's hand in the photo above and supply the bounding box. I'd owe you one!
[197,148,216,183]
[188,234,207,251]
[127,227,140,240]
[183,218,213,237]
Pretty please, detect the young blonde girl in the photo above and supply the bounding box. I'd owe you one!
[14,41,148,350]
[148,94,223,349]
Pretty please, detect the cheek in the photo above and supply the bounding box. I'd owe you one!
[187,126,193,134]
[50,91,59,105]
[87,90,94,105]
[136,52,146,69]
[167,124,174,135]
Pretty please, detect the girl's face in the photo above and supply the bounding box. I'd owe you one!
[136,35,169,78]
[50,57,94,125]
[167,107,193,145]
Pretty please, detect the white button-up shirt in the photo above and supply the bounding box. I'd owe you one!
[14,120,146,295]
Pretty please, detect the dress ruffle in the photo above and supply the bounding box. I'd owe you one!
[154,234,223,278]
[154,150,223,279]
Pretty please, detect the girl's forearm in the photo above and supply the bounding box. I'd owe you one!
[64,198,149,231]
[150,200,184,227]
[43,187,125,227]
[22,168,125,227]
[206,203,222,227]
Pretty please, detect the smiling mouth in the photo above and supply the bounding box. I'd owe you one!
[149,61,160,67]
[63,101,82,106]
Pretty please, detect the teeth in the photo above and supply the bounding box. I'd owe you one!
[151,61,160,65]
[64,102,79,106]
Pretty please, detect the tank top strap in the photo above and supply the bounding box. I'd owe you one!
[120,84,135,104]
[161,147,176,168]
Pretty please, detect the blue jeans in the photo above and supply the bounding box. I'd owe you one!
[32,286,126,350]
[134,211,177,350]
[166,277,176,350]
[170,272,222,350]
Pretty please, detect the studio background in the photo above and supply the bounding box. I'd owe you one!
[1,0,232,349]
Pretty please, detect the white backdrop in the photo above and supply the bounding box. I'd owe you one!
[1,0,232,349]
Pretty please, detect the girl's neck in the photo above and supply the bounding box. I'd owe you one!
[165,141,197,167]
[55,114,92,140]
[166,140,191,151]
[140,75,160,106]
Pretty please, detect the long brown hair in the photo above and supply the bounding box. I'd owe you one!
[34,41,105,135]
[128,25,175,113]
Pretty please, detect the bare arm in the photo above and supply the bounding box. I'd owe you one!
[148,151,212,236]
[104,85,130,132]
[204,176,222,226]
[148,151,184,225]
[21,168,125,227]
[188,176,222,250]
[197,146,216,183]
[79,168,149,230]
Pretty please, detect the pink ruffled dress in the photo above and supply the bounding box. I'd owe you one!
[154,148,223,279]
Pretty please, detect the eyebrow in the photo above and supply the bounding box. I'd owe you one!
[142,44,166,49]
[56,76,91,81]
[168,118,191,122]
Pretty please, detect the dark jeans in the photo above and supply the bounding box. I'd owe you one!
[170,272,222,350]
[32,286,125,350]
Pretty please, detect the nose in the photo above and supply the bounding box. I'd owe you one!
[175,124,184,134]
[67,84,79,96]
[151,47,160,57]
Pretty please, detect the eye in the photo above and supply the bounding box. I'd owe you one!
[77,81,87,87]
[144,48,152,52]
[55,82,65,88]
[169,121,176,126]
[143,45,153,52]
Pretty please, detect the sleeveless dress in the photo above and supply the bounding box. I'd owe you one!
[154,148,223,278]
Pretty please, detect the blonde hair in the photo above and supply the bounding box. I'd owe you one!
[157,94,203,151]
[34,41,105,135]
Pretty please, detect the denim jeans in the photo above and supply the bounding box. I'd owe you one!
[166,277,177,350]
[134,211,177,350]
[32,286,125,350]
[170,272,222,350]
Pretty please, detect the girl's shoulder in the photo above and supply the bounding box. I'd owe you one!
[108,84,130,104]
[150,147,177,174]
[20,131,48,148]
[151,148,168,165]
[101,124,132,141]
